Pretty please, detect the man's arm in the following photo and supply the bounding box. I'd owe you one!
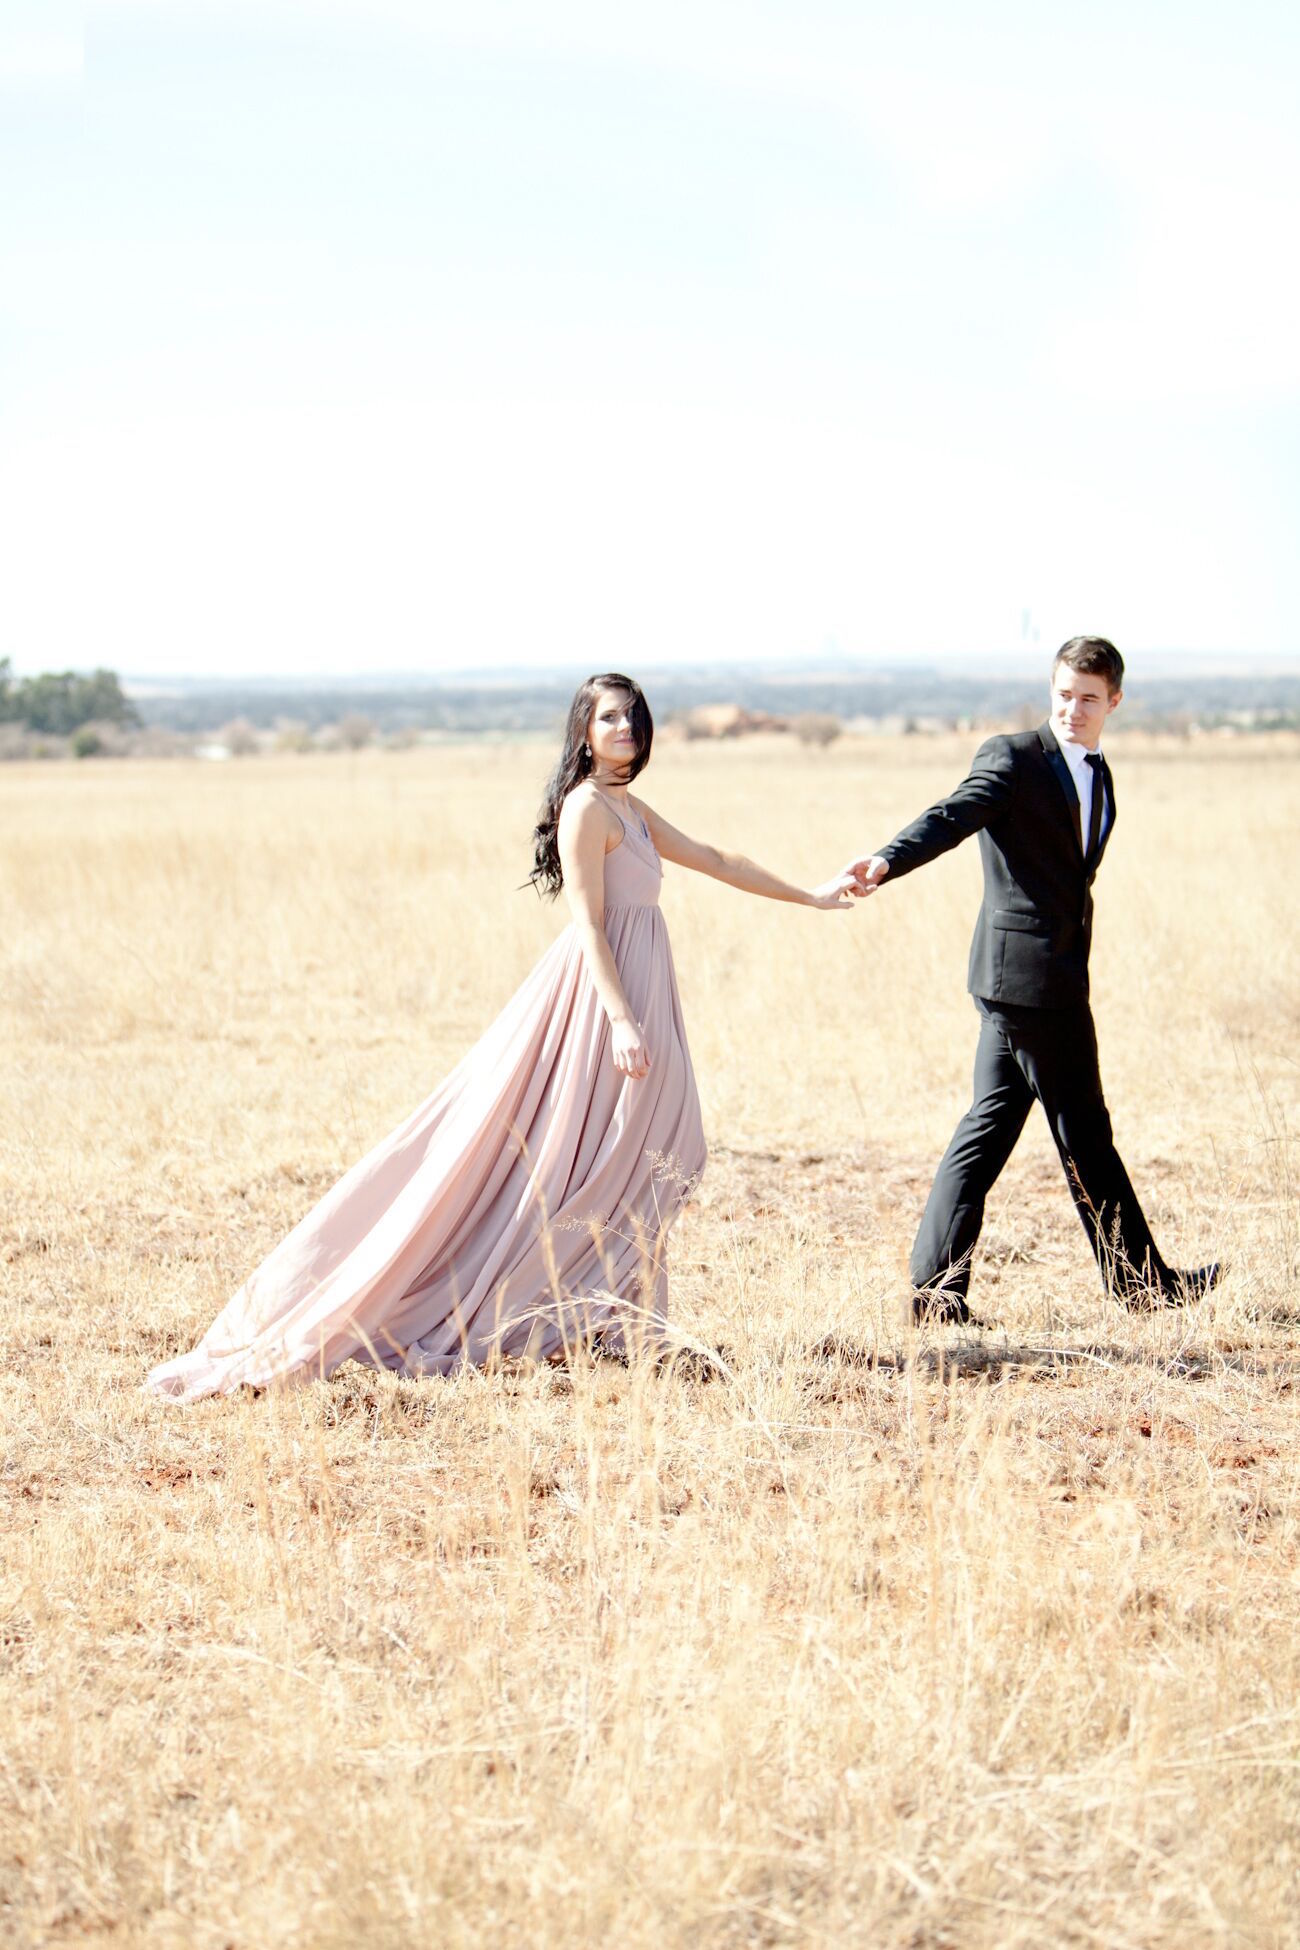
[847,737,1018,893]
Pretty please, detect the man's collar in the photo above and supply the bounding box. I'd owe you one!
[1047,718,1101,771]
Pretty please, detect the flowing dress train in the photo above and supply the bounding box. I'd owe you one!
[145,812,706,1399]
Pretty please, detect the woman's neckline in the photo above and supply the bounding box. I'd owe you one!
[590,783,651,844]
[590,780,632,812]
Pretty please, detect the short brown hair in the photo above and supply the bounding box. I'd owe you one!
[1053,635,1124,695]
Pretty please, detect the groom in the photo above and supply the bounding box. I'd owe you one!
[850,636,1219,1322]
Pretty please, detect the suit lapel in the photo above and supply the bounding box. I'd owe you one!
[1092,753,1117,870]
[1036,723,1083,854]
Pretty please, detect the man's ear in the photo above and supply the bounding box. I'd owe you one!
[1106,688,1123,717]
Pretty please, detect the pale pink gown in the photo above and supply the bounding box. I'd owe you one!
[146,810,706,1399]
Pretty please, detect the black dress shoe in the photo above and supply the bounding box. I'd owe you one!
[909,1287,983,1329]
[1119,1261,1222,1310]
[1163,1262,1221,1303]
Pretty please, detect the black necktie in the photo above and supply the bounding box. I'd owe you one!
[1085,753,1105,861]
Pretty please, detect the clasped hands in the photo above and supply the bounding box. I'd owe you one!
[809,855,891,907]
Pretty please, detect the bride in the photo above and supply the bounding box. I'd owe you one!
[146,673,856,1400]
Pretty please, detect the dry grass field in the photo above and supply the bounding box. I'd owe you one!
[2,732,1299,1948]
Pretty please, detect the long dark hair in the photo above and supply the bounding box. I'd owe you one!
[528,673,654,897]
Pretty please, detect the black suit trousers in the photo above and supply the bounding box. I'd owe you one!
[910,999,1169,1302]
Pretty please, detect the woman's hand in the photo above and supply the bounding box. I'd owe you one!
[805,872,861,909]
[611,1016,652,1080]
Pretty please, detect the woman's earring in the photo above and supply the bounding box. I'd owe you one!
[583,742,592,760]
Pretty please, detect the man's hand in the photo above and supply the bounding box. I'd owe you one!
[843,855,890,896]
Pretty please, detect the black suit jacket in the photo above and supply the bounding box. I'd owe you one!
[878,723,1116,1008]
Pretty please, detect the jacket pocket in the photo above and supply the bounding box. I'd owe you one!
[992,908,1050,934]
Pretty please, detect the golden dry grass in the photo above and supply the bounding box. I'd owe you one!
[2,734,1299,1948]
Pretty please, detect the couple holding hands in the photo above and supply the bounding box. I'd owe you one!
[147,637,1217,1402]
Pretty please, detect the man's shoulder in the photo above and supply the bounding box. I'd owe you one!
[972,725,1046,768]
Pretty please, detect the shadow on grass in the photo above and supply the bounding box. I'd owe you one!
[1248,1303,1300,1329]
[806,1332,1300,1389]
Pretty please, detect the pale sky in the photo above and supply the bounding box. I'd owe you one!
[2,0,1298,678]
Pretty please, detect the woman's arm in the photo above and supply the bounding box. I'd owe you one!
[557,791,652,1080]
[636,800,856,909]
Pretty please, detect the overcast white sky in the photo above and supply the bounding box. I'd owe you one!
[2,0,1298,679]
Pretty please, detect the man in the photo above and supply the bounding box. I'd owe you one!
[851,637,1219,1323]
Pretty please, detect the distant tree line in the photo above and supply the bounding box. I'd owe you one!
[3,657,1298,755]
[0,658,139,735]
[126,669,1300,738]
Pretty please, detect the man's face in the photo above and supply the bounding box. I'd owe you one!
[1050,662,1121,750]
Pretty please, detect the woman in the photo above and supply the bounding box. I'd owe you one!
[146,675,855,1400]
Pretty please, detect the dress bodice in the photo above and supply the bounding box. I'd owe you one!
[602,808,663,909]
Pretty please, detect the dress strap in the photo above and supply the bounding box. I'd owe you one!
[591,786,652,845]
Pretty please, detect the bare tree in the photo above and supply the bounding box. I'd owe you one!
[792,712,842,748]
[220,718,260,757]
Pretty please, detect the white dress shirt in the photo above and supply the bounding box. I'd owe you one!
[1048,720,1110,850]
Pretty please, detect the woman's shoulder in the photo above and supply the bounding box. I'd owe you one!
[559,782,621,832]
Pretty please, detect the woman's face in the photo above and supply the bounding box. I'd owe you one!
[586,687,639,773]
